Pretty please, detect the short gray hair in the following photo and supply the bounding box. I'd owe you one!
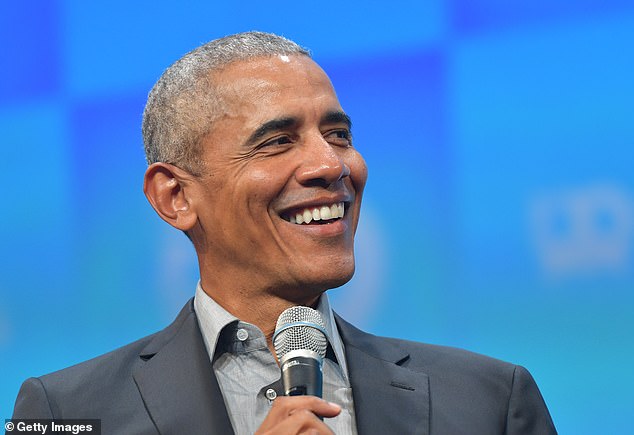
[142,31,310,175]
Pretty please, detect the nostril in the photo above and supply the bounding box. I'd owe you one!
[341,164,351,178]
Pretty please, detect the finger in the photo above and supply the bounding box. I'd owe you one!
[275,396,341,418]
[288,400,341,419]
[275,409,334,435]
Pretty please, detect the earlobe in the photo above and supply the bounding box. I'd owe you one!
[143,163,198,231]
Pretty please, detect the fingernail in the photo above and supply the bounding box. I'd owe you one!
[328,402,341,410]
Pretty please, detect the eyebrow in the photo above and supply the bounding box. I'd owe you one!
[244,110,353,147]
[246,117,298,146]
[321,110,352,130]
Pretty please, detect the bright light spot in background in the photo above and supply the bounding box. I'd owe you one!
[529,182,634,278]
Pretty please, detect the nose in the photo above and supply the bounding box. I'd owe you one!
[295,135,350,187]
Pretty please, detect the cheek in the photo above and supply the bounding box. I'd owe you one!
[246,161,295,186]
[349,151,368,193]
[241,165,291,212]
[247,167,274,183]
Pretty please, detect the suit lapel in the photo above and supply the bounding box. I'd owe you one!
[133,299,234,435]
[336,315,430,435]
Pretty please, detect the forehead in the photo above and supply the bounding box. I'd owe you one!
[211,55,341,119]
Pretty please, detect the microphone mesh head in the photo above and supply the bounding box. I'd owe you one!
[274,306,327,360]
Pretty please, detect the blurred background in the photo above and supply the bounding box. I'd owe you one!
[1,1,633,432]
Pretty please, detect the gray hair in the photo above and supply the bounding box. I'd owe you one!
[142,31,310,175]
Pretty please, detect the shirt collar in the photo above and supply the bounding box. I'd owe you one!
[194,282,239,360]
[193,281,349,381]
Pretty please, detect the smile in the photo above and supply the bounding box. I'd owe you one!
[284,202,345,225]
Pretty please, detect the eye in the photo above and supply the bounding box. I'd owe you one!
[261,135,293,148]
[325,129,353,147]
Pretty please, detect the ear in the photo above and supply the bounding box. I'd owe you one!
[143,162,198,232]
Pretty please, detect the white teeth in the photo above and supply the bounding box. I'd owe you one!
[320,206,331,220]
[287,202,345,225]
[303,209,313,224]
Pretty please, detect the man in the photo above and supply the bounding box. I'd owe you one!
[13,31,556,434]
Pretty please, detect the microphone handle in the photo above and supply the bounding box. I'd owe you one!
[281,355,323,398]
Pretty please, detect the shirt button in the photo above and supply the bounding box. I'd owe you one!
[265,388,277,401]
[236,328,249,341]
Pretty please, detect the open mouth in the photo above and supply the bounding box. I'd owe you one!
[282,202,345,225]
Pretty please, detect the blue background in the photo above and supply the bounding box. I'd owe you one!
[2,1,633,432]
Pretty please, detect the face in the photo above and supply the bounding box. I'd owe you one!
[188,55,367,303]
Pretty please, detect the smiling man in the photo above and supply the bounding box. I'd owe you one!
[13,32,556,434]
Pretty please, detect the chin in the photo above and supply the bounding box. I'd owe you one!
[302,265,356,294]
[326,268,355,289]
[274,264,355,304]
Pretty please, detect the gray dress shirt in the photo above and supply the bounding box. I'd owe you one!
[194,283,357,434]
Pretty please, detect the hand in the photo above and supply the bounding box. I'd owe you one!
[255,396,341,435]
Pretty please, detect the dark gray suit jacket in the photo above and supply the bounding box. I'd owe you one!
[13,299,556,434]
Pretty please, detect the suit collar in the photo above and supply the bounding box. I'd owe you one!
[336,314,431,435]
[133,299,234,435]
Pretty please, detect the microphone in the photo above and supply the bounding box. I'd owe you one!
[273,306,327,397]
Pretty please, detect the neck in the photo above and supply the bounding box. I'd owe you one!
[199,277,322,351]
